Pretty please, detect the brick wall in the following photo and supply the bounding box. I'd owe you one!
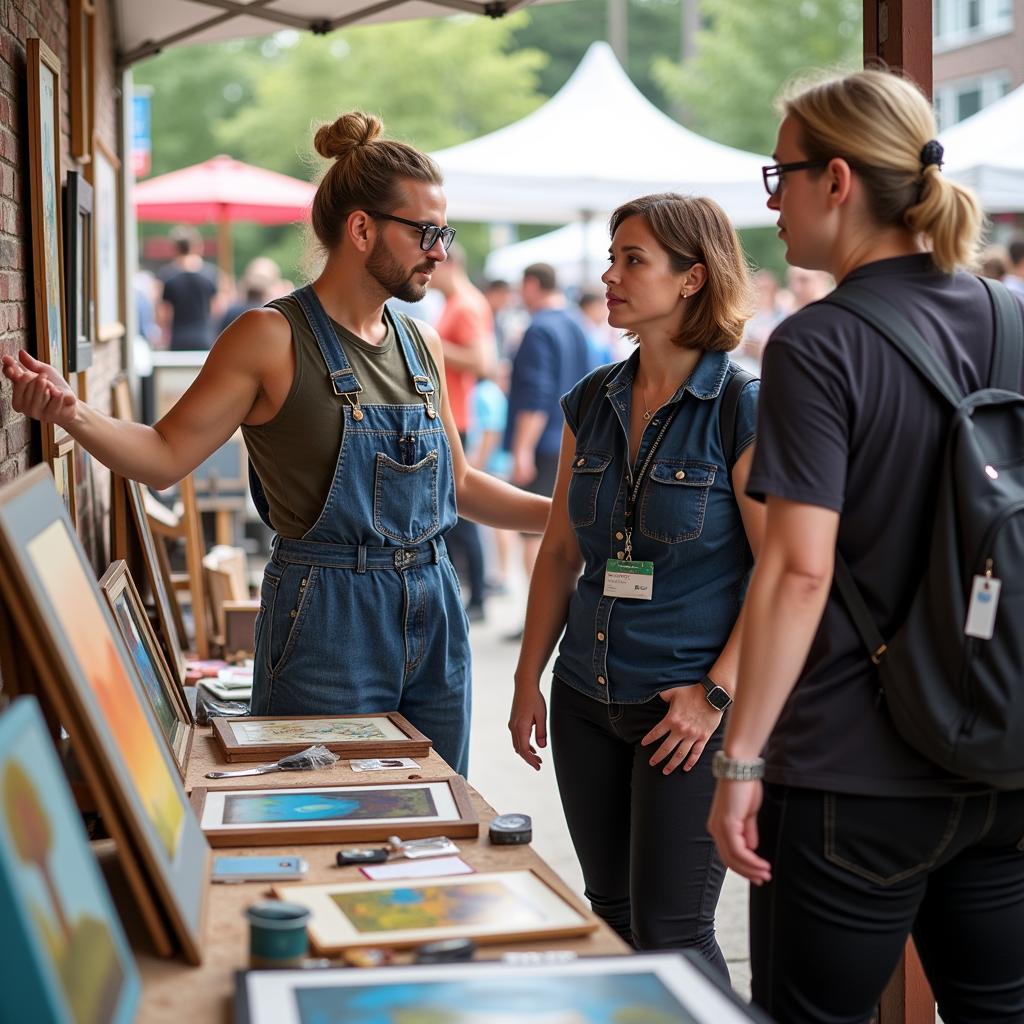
[0,0,123,489]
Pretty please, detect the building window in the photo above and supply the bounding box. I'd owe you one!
[934,70,1012,129]
[933,0,1014,49]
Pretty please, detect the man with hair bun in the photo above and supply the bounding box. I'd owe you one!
[2,110,548,777]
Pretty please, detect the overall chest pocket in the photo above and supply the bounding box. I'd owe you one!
[373,449,440,544]
[639,458,716,543]
[568,451,612,528]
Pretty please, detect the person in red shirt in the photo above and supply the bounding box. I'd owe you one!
[432,245,496,620]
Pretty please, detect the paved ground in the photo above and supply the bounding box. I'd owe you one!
[464,574,753,999]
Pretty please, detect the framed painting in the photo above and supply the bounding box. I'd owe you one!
[88,136,124,342]
[50,434,77,528]
[236,953,770,1024]
[63,170,95,372]
[26,38,67,404]
[191,777,478,847]
[0,697,140,1024]
[112,473,187,686]
[0,466,209,964]
[272,869,597,954]
[69,0,95,162]
[100,560,193,776]
[211,712,431,763]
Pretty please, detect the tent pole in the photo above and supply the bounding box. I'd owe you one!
[217,214,234,283]
[580,210,594,290]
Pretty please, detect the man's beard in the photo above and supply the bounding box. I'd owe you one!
[367,236,435,303]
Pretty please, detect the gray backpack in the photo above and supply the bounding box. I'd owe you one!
[822,278,1024,788]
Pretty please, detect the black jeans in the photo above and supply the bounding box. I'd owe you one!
[751,784,1024,1024]
[550,677,728,975]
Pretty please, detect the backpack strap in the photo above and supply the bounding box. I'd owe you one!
[821,285,963,407]
[719,366,756,476]
[833,556,889,665]
[980,276,1024,391]
[574,361,621,427]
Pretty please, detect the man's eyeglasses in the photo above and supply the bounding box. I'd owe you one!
[366,211,457,252]
[761,159,829,197]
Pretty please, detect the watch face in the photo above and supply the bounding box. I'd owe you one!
[706,685,732,711]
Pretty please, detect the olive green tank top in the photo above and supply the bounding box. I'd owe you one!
[241,294,442,539]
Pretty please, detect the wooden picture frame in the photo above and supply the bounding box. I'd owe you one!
[190,777,478,847]
[112,474,187,685]
[211,712,431,763]
[273,868,597,954]
[100,560,193,777]
[0,466,209,964]
[0,697,141,1024]
[235,953,766,1024]
[88,136,124,342]
[69,0,95,163]
[50,434,77,528]
[62,170,95,372]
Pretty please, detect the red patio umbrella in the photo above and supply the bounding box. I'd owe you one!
[134,154,316,278]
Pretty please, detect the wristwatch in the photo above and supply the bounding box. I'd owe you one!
[711,750,766,781]
[701,674,733,712]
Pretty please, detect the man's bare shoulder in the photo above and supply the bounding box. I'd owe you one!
[212,306,293,367]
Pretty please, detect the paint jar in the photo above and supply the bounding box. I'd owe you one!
[245,901,311,968]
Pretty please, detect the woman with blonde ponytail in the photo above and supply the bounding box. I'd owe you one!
[705,69,1024,1022]
[2,111,550,777]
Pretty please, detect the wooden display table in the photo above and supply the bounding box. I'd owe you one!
[103,726,627,1023]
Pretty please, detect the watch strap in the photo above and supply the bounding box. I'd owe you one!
[711,750,766,781]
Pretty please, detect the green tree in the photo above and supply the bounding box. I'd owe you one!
[653,0,862,156]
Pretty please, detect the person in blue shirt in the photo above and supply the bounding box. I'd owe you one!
[509,193,764,971]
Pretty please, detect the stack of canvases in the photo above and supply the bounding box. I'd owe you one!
[0,468,760,1023]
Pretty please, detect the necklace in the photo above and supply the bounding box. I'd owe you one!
[641,380,667,421]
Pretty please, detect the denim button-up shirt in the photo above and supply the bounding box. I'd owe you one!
[553,349,759,704]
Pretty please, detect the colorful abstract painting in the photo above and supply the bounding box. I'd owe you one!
[223,787,436,826]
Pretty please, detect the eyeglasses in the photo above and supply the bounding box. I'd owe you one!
[761,159,830,197]
[366,211,457,252]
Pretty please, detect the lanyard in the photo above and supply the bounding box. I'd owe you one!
[621,400,683,559]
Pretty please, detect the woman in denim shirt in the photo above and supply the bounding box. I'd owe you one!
[509,193,764,970]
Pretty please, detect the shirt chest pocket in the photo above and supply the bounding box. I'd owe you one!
[639,458,716,544]
[567,451,612,529]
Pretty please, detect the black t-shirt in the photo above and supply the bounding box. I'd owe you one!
[748,253,1024,796]
[160,264,218,350]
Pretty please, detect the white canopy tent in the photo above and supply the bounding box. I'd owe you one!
[941,84,1024,213]
[432,41,775,228]
[485,220,616,290]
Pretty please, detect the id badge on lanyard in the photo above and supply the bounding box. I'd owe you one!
[602,399,681,601]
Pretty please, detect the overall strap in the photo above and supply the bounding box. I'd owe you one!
[390,310,438,419]
[980,276,1024,391]
[292,284,362,399]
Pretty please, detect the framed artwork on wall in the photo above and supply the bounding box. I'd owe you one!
[211,712,431,763]
[69,0,95,163]
[89,136,125,342]
[100,560,193,777]
[0,697,141,1024]
[50,434,77,528]
[272,869,597,954]
[191,778,478,847]
[0,467,209,964]
[63,171,95,373]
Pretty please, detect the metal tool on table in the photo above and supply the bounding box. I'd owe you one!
[205,743,339,779]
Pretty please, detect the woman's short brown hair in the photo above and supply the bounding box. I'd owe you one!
[609,193,753,351]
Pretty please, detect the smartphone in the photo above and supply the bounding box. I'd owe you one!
[211,855,309,883]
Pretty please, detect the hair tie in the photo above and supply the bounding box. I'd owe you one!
[919,140,944,171]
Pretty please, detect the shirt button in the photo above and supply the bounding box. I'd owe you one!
[597,631,605,641]
[616,550,624,559]
[615,531,624,540]
[597,675,606,685]
[576,458,585,467]
[674,470,686,480]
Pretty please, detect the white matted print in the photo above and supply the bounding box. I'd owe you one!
[197,781,459,833]
[238,953,762,1024]
[227,716,407,747]
[274,870,595,952]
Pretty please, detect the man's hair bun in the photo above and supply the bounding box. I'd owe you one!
[313,111,384,160]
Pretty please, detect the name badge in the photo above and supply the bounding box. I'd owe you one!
[965,574,1001,639]
[603,559,654,600]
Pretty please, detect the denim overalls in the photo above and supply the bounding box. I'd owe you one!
[248,285,471,775]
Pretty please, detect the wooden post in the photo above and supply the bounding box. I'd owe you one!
[863,0,933,96]
[879,937,935,1024]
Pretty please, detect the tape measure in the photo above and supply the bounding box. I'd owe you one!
[488,813,532,845]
